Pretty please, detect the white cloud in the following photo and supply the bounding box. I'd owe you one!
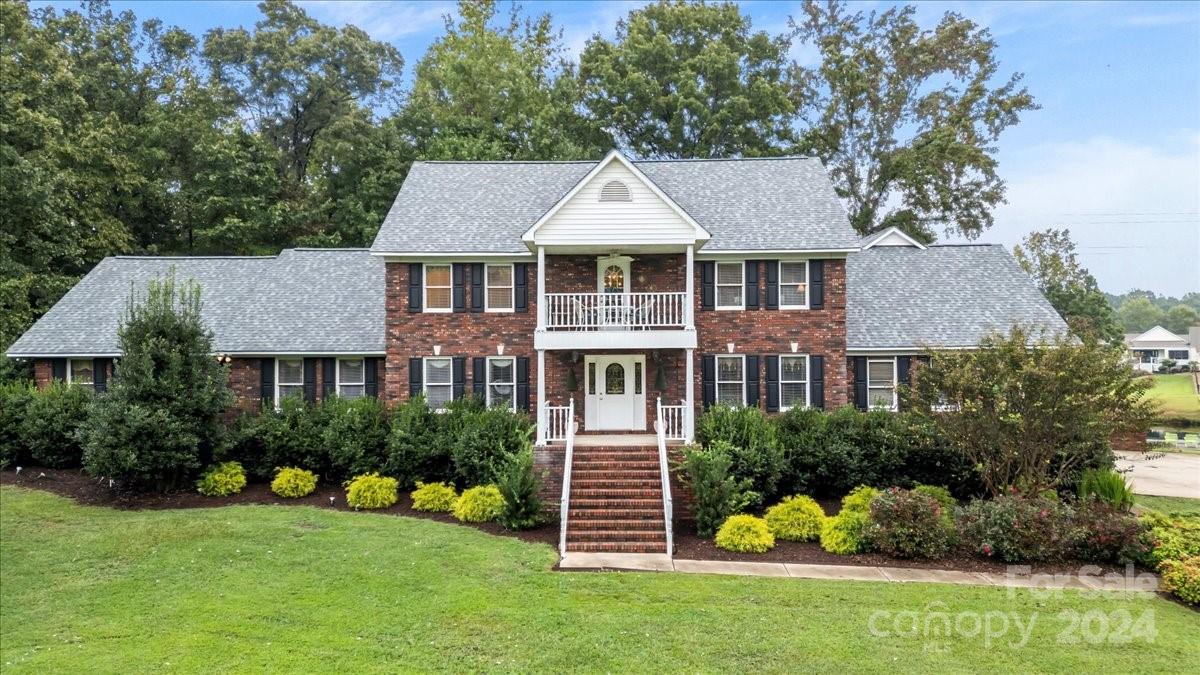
[299,1,455,41]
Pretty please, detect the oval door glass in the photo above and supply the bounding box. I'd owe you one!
[605,363,625,394]
[603,265,624,294]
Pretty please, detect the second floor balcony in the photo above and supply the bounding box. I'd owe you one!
[543,291,689,331]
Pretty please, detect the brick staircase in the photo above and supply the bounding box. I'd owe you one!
[564,444,668,553]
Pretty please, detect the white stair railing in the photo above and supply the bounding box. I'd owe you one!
[545,403,572,443]
[658,400,687,441]
[558,398,577,556]
[544,292,688,330]
[654,396,675,557]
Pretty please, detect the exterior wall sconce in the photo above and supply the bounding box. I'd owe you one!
[726,343,735,354]
[497,344,505,355]
[791,342,799,353]
[433,345,442,356]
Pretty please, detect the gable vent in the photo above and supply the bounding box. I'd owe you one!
[599,180,632,202]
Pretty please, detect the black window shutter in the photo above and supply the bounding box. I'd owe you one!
[92,358,110,393]
[765,260,779,310]
[897,356,912,386]
[516,357,530,411]
[364,358,380,399]
[452,357,466,399]
[303,358,318,404]
[700,262,714,311]
[810,260,825,309]
[409,358,423,397]
[744,261,760,310]
[473,357,486,398]
[853,356,868,410]
[408,263,422,312]
[260,358,274,410]
[701,355,715,408]
[765,355,779,412]
[811,355,825,410]
[322,358,336,399]
[514,263,528,312]
[745,355,760,407]
[470,263,484,312]
[452,264,467,313]
[51,358,66,381]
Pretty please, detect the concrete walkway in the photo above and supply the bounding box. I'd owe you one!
[1116,450,1200,498]
[558,553,1158,591]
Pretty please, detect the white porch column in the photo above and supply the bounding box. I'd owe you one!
[685,347,695,443]
[685,244,695,330]
[536,246,546,331]
[535,348,546,446]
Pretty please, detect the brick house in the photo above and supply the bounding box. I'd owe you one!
[7,150,1067,553]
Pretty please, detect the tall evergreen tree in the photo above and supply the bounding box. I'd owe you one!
[1013,229,1122,345]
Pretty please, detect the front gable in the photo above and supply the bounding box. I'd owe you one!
[1131,325,1186,345]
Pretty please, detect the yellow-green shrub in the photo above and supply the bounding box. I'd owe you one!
[411,481,458,512]
[1160,556,1200,605]
[764,495,825,541]
[821,510,871,555]
[196,461,246,497]
[271,467,318,498]
[452,485,505,523]
[344,472,398,509]
[714,514,775,553]
[841,485,881,513]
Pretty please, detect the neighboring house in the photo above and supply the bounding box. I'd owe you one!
[1124,325,1199,372]
[7,150,1068,553]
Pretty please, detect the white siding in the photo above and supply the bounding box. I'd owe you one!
[534,163,697,246]
[870,230,920,247]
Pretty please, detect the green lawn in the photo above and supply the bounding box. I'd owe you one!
[1148,373,1200,423]
[1136,494,1200,517]
[2,487,1197,672]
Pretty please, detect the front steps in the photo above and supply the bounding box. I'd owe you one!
[564,445,669,554]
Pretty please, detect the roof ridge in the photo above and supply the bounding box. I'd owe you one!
[634,155,818,163]
[415,155,819,165]
[109,255,276,260]
[287,247,371,252]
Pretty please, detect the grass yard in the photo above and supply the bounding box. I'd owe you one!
[2,487,1197,673]
[1147,373,1200,423]
[1136,494,1200,517]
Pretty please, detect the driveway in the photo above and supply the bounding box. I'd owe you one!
[1115,450,1200,498]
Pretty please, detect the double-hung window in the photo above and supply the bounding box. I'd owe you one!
[276,358,304,401]
[487,357,516,410]
[866,358,897,410]
[424,357,453,410]
[715,355,745,406]
[1168,350,1189,360]
[779,355,809,410]
[424,264,452,312]
[715,262,743,310]
[68,359,94,386]
[337,358,365,399]
[779,261,808,309]
[486,264,514,312]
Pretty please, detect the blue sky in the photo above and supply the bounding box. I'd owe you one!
[40,1,1200,296]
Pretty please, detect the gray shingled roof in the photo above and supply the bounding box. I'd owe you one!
[370,157,860,253]
[6,249,384,356]
[846,245,1069,349]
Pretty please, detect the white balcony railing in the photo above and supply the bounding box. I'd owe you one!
[543,292,688,331]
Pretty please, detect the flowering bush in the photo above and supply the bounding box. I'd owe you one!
[344,473,398,509]
[764,495,825,542]
[196,461,247,497]
[452,485,505,523]
[863,488,954,559]
[1070,499,1147,564]
[1159,556,1200,605]
[410,481,458,512]
[715,514,775,553]
[271,467,318,498]
[957,494,1075,562]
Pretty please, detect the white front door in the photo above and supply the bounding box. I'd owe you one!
[584,355,646,431]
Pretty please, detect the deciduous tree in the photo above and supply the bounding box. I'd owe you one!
[1013,229,1122,344]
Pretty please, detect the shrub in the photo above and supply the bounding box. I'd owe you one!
[696,405,783,503]
[323,396,390,480]
[1070,499,1148,564]
[451,405,533,487]
[495,447,542,530]
[679,442,756,537]
[0,382,32,468]
[715,514,775,553]
[196,461,247,497]
[841,485,881,514]
[863,488,954,559]
[913,484,957,512]
[453,485,505,523]
[23,381,92,468]
[344,472,398,509]
[957,494,1076,562]
[764,495,825,542]
[385,395,452,486]
[1139,512,1200,567]
[820,510,871,555]
[1159,556,1200,606]
[1077,468,1134,511]
[271,467,318,498]
[411,481,458,512]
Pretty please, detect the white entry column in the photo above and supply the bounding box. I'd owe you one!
[685,347,695,443]
[535,348,546,446]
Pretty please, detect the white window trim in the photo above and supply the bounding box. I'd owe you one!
[486,356,517,411]
[779,354,810,411]
[66,358,94,386]
[423,356,453,411]
[484,263,515,313]
[866,357,898,411]
[424,263,453,313]
[275,358,305,407]
[715,261,745,311]
[778,260,810,310]
[715,354,746,406]
[336,357,366,398]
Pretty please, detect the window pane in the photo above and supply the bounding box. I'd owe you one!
[868,388,895,409]
[780,282,807,307]
[279,359,303,384]
[486,265,512,286]
[781,383,806,409]
[489,358,514,384]
[603,265,624,293]
[426,287,451,309]
[70,359,93,384]
[426,358,451,384]
[780,262,807,284]
[634,362,642,395]
[339,359,364,384]
[717,286,742,307]
[426,384,452,409]
[781,356,806,382]
[339,385,365,399]
[717,383,743,405]
[716,262,742,285]
[489,384,514,409]
[867,361,893,386]
[717,357,743,382]
[279,384,304,400]
[588,362,596,395]
[426,265,451,286]
[605,363,625,394]
[487,287,512,309]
